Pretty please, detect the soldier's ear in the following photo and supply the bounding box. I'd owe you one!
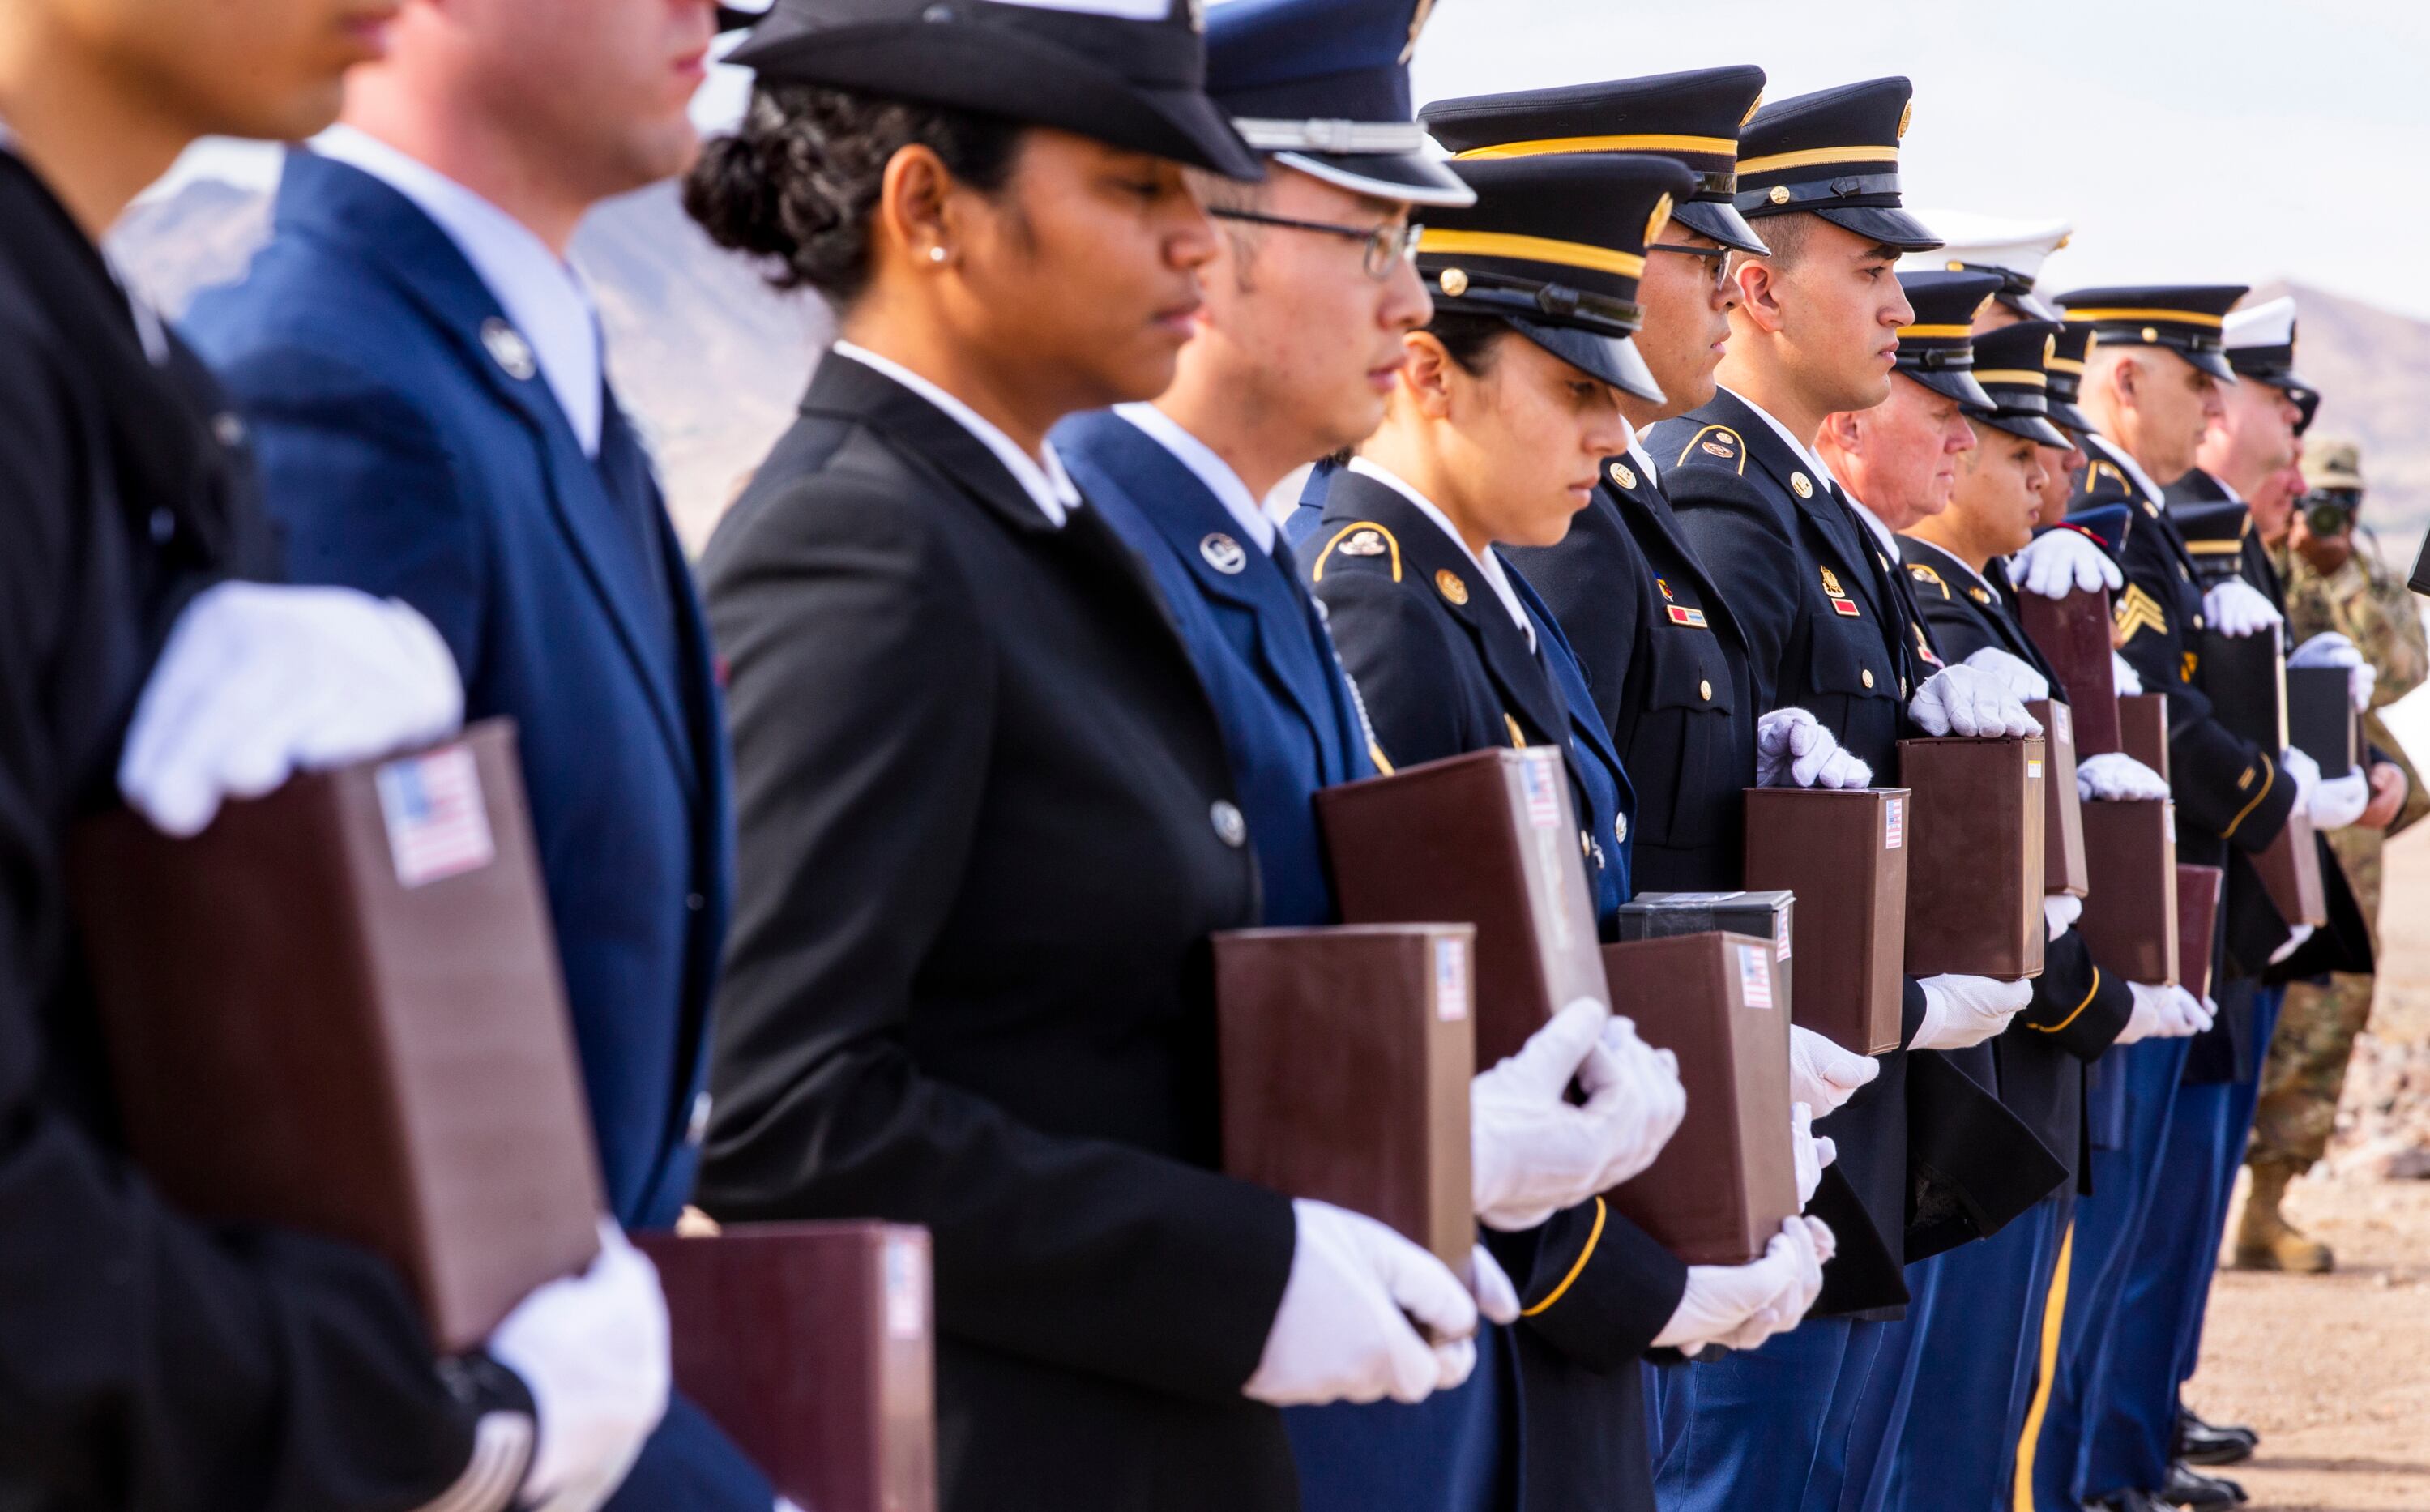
[1735,256,1790,335]
[1399,331,1459,420]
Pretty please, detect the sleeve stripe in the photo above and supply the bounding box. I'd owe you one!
[1521,1196,1607,1317]
[2219,750,2277,839]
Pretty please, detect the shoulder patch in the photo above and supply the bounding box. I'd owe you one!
[1312,520,1403,583]
[1906,562,1950,599]
[1675,425,1749,476]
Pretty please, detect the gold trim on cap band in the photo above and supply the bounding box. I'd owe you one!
[1418,229,1646,280]
[1736,144,1900,173]
[1898,323,1973,339]
[1973,369,2050,387]
[2044,356,2086,374]
[2060,307,2226,330]
[1454,132,1737,160]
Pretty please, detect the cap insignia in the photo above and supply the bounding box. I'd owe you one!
[2141,326,2160,343]
[2044,334,2058,363]
[1791,470,1815,499]
[1646,192,1674,245]
[1768,184,1792,206]
[1340,527,1387,557]
[1742,93,1763,127]
[1898,100,1913,139]
[1199,532,1246,574]
[1436,568,1470,606]
[1438,267,1470,297]
[1611,460,1638,489]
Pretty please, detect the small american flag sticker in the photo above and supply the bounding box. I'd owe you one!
[1520,750,1562,829]
[1884,796,1905,850]
[1739,943,1774,1010]
[375,746,495,889]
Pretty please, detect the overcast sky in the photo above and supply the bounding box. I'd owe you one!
[164,0,2430,318]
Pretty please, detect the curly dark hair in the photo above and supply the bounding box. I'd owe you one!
[684,83,1025,308]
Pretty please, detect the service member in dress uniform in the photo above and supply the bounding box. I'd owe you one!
[1050,8,1695,1510]
[1898,208,2074,324]
[1300,149,1838,1512]
[685,6,1509,1509]
[0,2,670,1507]
[1641,79,2047,1512]
[1894,320,2206,1512]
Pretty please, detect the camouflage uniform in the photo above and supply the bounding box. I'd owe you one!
[2247,534,2429,1176]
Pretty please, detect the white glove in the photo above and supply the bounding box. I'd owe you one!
[1471,1000,1685,1231]
[1244,1200,1481,1407]
[2076,750,2171,802]
[1757,707,1873,789]
[2044,894,2082,942]
[1651,1216,1834,1354]
[1909,664,2044,738]
[2111,651,2146,695]
[1788,1024,1880,1117]
[2312,767,2371,831]
[2268,923,2317,965]
[2010,528,2124,599]
[1911,974,2035,1051]
[488,1222,671,1512]
[1789,1103,1835,1209]
[2202,579,2283,639]
[2115,982,2213,1045]
[1962,646,2051,703]
[2283,745,2321,816]
[119,582,465,837]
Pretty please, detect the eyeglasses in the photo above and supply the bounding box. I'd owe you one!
[1207,207,1424,280]
[1648,241,1736,296]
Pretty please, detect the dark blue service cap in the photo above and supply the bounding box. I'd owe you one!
[1206,0,1472,206]
[1894,270,1998,408]
[1962,319,2069,447]
[2044,321,2096,434]
[1736,76,1938,251]
[1417,65,1770,254]
[724,0,1262,180]
[1418,152,1698,404]
[2052,284,2248,382]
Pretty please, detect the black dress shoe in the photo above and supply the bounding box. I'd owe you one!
[2174,1407,2257,1465]
[2089,1492,2162,1512]
[2161,1461,2246,1507]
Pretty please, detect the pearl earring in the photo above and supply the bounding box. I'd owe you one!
[929,246,949,263]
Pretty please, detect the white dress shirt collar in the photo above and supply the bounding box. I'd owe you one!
[2088,432,2170,507]
[1843,490,1900,556]
[1627,438,1660,490]
[1908,533,1993,598]
[1723,386,1836,487]
[1113,403,1274,553]
[831,341,1080,527]
[1346,457,1536,652]
[314,125,605,457]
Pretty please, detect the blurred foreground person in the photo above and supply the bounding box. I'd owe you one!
[0,0,668,1507]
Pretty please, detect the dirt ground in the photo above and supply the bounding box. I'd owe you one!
[2180,825,2430,1512]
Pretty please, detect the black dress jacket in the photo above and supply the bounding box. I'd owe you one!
[0,151,516,1511]
[695,355,1299,1512]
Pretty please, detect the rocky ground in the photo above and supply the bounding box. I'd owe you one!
[2180,826,2430,1512]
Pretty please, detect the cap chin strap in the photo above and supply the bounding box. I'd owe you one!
[1232,117,1429,153]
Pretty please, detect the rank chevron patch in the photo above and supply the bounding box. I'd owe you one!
[2113,583,2168,643]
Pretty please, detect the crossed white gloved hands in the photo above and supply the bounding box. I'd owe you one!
[2113,982,2214,1045]
[1471,1001,1686,1232]
[2283,745,2369,831]
[487,1221,672,1512]
[1756,707,1873,789]
[1962,646,2050,703]
[118,581,465,836]
[1910,974,2036,1051]
[2044,894,2082,942]
[2289,630,2378,713]
[1789,1103,1835,1209]
[1788,1025,1880,1117]
[1245,1200,1514,1406]
[2009,528,2124,599]
[2203,579,2283,640]
[2111,651,2146,696]
[1908,664,2044,739]
[1651,1215,1836,1355]
[2077,751,2171,803]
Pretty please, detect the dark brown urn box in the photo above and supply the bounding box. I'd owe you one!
[2257,807,2330,928]
[2026,700,2089,897]
[1318,748,1610,1068]
[1614,891,1795,1024]
[2117,694,2172,783]
[2200,626,2289,754]
[2018,587,2121,755]
[70,720,604,1353]
[2077,798,2180,985]
[1742,788,1910,1054]
[1212,925,1476,1268]
[2177,864,2225,1002]
[639,1224,939,1512]
[2285,666,2360,774]
[1898,737,2048,980]
[1601,934,1798,1266]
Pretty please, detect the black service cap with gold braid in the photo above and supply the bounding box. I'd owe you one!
[1735,76,1938,251]
[1894,270,1997,407]
[2044,321,2097,434]
[1963,319,2069,447]
[1417,66,1770,254]
[2051,284,2248,382]
[1421,152,1699,404]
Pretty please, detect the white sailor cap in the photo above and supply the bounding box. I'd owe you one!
[1899,209,2072,318]
[2223,294,2315,409]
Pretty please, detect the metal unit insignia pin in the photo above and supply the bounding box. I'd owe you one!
[1435,568,1470,606]
[481,319,537,381]
[1791,471,1814,498]
[1611,461,1638,489]
[1200,532,1247,574]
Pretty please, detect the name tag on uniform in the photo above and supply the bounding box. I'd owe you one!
[1666,604,1709,628]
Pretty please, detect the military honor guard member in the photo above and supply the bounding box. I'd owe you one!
[184,3,777,1501]
[1642,78,2045,1512]
[1298,147,1835,1512]
[1052,6,1693,1509]
[683,4,1511,1508]
[0,1,673,1507]
[1898,208,2074,324]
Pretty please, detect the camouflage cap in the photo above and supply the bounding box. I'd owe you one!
[2302,435,2364,493]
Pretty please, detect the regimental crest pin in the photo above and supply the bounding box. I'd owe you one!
[1655,577,1674,601]
[1820,566,1847,598]
[1199,532,1246,574]
[1791,471,1815,499]
[481,318,537,381]
[1340,528,1387,557]
[1436,568,1470,606]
